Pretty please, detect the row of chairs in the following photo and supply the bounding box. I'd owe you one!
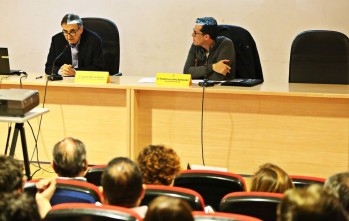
[37,188,284,221]
[83,17,349,84]
[44,203,263,221]
[83,167,325,210]
[24,175,324,221]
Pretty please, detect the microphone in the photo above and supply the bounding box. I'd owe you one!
[49,45,68,81]
[199,74,214,87]
[199,59,214,87]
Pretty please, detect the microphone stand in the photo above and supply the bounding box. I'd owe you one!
[199,73,214,87]
[199,78,214,87]
[49,45,68,81]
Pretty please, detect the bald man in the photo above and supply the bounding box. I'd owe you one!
[52,137,88,180]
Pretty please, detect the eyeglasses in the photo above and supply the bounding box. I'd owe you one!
[62,27,80,36]
[193,29,204,36]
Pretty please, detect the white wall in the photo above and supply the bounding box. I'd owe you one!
[1,0,348,83]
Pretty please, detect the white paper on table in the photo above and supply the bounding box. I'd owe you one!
[139,77,156,83]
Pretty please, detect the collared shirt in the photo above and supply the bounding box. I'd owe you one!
[70,42,79,68]
[58,176,87,182]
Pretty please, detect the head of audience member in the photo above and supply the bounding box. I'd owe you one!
[52,137,88,177]
[0,155,24,193]
[250,163,294,193]
[144,196,194,221]
[324,172,349,213]
[277,184,349,221]
[192,17,218,48]
[0,191,41,221]
[101,157,144,208]
[61,13,83,45]
[137,145,181,186]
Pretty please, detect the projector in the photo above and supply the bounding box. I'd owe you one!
[0,89,39,117]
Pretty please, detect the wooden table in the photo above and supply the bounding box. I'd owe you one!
[1,74,348,178]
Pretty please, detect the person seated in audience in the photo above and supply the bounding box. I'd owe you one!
[277,184,349,221]
[324,172,349,213]
[0,155,56,219]
[0,155,25,193]
[144,196,194,221]
[137,144,181,185]
[0,191,41,221]
[101,157,147,218]
[52,137,88,180]
[250,163,294,193]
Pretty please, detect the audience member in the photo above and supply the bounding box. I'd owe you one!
[324,172,349,213]
[101,157,147,217]
[0,156,56,221]
[137,145,181,185]
[0,191,41,221]
[0,155,24,193]
[250,163,294,193]
[277,184,349,221]
[144,196,194,221]
[52,137,88,179]
[45,13,105,76]
[183,17,235,80]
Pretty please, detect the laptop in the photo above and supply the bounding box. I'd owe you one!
[221,78,263,87]
[0,48,20,75]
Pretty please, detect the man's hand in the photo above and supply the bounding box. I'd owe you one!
[212,59,231,76]
[35,178,56,219]
[36,178,56,200]
[60,64,76,76]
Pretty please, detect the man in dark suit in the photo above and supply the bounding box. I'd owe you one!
[45,13,105,76]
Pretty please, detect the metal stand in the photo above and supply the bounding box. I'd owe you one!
[9,123,31,179]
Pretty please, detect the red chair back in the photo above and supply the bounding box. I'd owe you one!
[141,184,205,211]
[174,169,247,210]
[24,179,103,205]
[45,203,142,221]
[290,175,325,188]
[85,164,107,186]
[219,191,284,221]
[193,211,263,221]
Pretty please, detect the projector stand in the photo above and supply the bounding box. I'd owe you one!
[2,108,49,180]
[9,123,31,179]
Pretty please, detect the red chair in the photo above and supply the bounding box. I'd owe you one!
[193,211,262,221]
[174,169,247,210]
[84,164,107,186]
[24,179,103,205]
[219,192,284,221]
[141,184,205,211]
[44,203,142,221]
[290,175,325,188]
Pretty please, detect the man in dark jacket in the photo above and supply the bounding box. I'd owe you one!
[184,17,235,80]
[45,13,105,76]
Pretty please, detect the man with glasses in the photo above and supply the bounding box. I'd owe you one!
[45,14,105,76]
[184,17,235,80]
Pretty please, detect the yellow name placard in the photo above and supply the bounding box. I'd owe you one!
[156,73,192,86]
[74,71,110,83]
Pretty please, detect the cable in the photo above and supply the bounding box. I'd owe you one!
[42,76,50,108]
[27,76,51,176]
[0,75,11,89]
[19,72,51,177]
[19,71,28,88]
[200,86,206,166]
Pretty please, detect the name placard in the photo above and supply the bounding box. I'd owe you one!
[156,73,192,86]
[74,71,110,83]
